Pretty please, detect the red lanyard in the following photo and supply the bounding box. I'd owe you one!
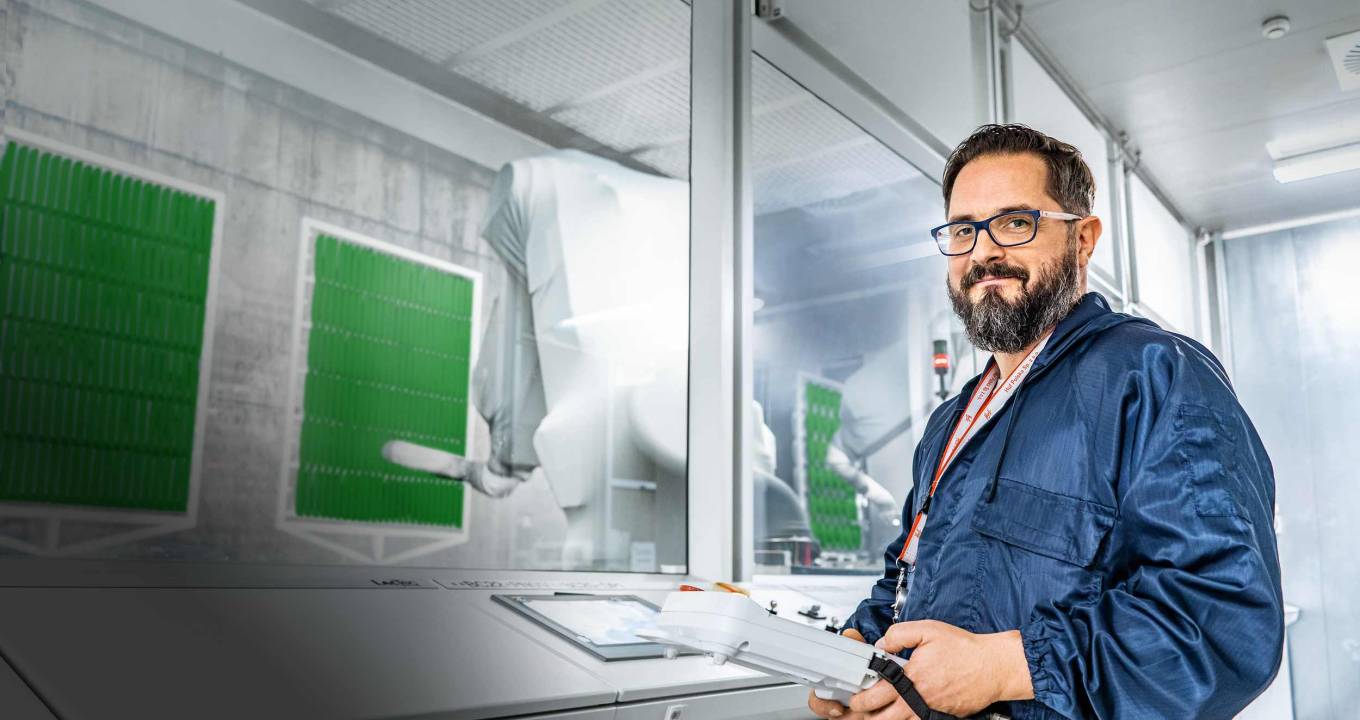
[897,334,1050,566]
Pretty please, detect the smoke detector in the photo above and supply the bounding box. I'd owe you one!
[1326,29,1360,92]
[1261,16,1291,40]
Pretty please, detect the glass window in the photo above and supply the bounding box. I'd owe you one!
[1009,42,1119,293]
[749,56,979,574]
[0,0,691,572]
[1128,174,1195,334]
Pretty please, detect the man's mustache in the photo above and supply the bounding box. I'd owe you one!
[961,262,1029,291]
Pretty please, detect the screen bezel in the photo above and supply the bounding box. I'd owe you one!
[491,593,694,662]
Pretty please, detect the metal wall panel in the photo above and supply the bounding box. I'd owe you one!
[1223,216,1360,719]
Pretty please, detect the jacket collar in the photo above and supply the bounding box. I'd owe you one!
[1031,291,1146,375]
[947,291,1144,409]
[982,292,1144,501]
[927,292,1151,502]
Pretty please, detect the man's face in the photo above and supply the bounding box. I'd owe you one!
[945,152,1102,353]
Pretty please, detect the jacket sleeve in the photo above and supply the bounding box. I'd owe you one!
[841,481,915,645]
[844,397,960,644]
[1020,350,1285,718]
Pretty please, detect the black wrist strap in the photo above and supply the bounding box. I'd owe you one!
[867,654,964,720]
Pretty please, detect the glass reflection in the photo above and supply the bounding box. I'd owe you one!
[0,0,691,572]
[750,57,980,574]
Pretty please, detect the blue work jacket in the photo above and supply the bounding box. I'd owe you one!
[843,292,1283,719]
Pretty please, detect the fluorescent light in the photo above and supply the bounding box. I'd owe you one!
[1272,141,1360,183]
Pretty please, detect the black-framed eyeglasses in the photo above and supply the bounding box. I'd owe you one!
[930,209,1083,256]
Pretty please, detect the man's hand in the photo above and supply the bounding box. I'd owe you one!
[849,620,1034,718]
[808,628,869,719]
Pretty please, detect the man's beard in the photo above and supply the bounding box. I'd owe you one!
[946,239,1082,354]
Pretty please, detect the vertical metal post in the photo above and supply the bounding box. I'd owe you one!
[969,1,1003,125]
[993,2,1015,124]
[1121,163,1140,312]
[1211,234,1235,376]
[688,0,751,582]
[732,11,755,584]
[1192,228,1213,346]
[1102,138,1129,303]
[997,38,1013,123]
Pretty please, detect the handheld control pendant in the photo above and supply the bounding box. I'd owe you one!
[642,590,970,720]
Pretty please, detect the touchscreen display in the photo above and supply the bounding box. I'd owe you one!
[521,597,659,646]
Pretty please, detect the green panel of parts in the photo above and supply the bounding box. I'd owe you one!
[296,234,473,528]
[803,381,860,551]
[0,142,214,512]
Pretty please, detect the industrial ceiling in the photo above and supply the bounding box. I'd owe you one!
[283,0,926,216]
[1017,0,1360,233]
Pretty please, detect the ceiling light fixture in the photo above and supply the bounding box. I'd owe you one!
[1272,141,1360,183]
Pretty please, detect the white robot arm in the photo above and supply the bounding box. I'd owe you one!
[381,440,521,499]
[823,444,894,508]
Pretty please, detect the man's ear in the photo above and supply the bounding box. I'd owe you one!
[1077,216,1102,268]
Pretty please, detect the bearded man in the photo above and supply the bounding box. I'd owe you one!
[809,125,1283,720]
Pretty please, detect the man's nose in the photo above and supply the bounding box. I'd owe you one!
[968,228,1006,267]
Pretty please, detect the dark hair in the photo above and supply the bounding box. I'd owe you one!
[941,124,1095,217]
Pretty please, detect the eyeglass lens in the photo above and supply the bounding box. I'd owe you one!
[935,212,1038,255]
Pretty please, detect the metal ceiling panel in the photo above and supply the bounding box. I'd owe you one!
[296,0,691,178]
[321,0,575,64]
[551,63,689,152]
[755,138,920,216]
[288,0,930,203]
[753,93,864,169]
[451,0,689,112]
[1025,0,1360,90]
[750,54,925,214]
[752,54,805,109]
[634,142,690,180]
[1020,0,1360,231]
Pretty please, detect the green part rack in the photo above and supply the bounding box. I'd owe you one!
[800,378,860,552]
[0,141,214,512]
[294,233,474,528]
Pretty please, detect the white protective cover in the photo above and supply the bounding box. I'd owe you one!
[639,591,896,704]
[478,150,689,563]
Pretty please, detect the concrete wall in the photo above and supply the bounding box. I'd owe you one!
[1222,215,1360,719]
[0,0,573,568]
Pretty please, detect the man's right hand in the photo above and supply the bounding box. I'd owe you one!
[807,628,867,719]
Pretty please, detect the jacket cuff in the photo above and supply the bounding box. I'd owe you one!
[1020,616,1060,707]
[841,613,884,646]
